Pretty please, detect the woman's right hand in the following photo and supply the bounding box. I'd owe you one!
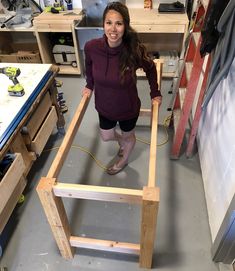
[82,87,92,97]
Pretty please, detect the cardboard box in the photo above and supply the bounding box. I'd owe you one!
[0,43,41,63]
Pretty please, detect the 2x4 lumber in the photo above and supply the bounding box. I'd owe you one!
[148,101,159,188]
[70,236,140,255]
[53,183,143,204]
[36,177,74,259]
[47,94,90,179]
[139,186,160,268]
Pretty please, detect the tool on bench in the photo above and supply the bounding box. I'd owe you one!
[0,67,24,97]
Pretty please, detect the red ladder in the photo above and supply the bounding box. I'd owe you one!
[170,0,211,159]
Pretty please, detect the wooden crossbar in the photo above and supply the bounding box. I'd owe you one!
[53,183,143,204]
[70,236,140,255]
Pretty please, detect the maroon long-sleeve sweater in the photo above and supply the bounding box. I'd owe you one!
[84,35,161,121]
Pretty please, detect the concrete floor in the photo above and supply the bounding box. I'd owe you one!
[0,76,220,270]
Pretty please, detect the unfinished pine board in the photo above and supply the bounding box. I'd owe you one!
[130,9,188,30]
[34,32,53,63]
[53,183,143,204]
[36,177,74,259]
[33,9,82,32]
[70,236,140,255]
[140,187,160,268]
[130,8,188,53]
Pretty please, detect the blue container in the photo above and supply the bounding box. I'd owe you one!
[67,3,73,10]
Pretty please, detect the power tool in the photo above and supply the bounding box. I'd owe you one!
[0,67,24,97]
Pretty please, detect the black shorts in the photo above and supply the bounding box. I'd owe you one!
[98,113,138,132]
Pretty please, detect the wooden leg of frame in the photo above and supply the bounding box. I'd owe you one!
[36,177,74,259]
[139,186,160,268]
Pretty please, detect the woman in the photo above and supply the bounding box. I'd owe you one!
[82,1,162,175]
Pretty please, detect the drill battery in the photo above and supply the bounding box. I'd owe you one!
[0,67,24,97]
[8,84,25,97]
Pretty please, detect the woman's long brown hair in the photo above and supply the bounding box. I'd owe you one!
[103,2,152,80]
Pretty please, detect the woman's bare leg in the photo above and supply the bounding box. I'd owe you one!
[107,129,136,175]
[100,128,124,155]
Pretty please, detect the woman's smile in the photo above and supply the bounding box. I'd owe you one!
[104,10,125,48]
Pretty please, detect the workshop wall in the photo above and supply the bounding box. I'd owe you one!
[71,0,186,9]
[198,57,235,242]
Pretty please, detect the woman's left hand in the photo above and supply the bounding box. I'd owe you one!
[152,96,162,106]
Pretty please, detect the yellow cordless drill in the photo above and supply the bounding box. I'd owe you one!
[0,67,24,97]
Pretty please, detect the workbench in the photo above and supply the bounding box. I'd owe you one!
[0,63,65,234]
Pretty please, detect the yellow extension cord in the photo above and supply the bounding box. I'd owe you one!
[43,115,172,171]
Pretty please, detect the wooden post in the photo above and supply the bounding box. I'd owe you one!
[36,177,74,259]
[139,186,160,268]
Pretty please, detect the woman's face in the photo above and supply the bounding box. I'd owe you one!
[104,10,125,48]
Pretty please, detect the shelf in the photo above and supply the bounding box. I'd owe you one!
[33,11,82,75]
[0,26,35,32]
[58,65,81,75]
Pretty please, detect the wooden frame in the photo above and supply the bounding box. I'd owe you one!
[36,60,163,269]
